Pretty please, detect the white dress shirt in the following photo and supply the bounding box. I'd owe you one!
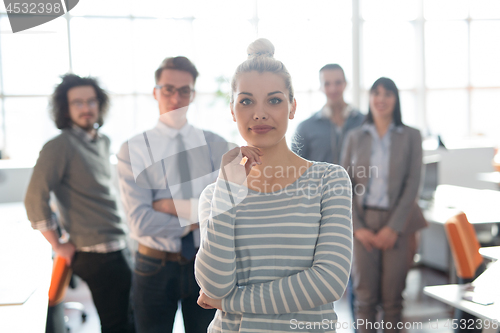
[117,120,226,252]
[363,123,404,209]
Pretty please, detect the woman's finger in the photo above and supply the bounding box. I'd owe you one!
[241,146,262,160]
[240,146,256,161]
[243,157,258,174]
[363,240,372,252]
[200,302,214,309]
[247,146,263,163]
[241,147,261,165]
[222,147,243,166]
[224,146,262,167]
[239,148,260,175]
[197,297,213,309]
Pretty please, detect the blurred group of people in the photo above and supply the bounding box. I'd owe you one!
[24,38,425,333]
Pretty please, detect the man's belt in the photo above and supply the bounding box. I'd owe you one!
[138,243,196,264]
[363,205,389,212]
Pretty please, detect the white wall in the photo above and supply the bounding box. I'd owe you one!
[424,145,497,190]
[0,161,33,203]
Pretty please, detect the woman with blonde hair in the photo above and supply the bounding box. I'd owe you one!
[194,38,353,332]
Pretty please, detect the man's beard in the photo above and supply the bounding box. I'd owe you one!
[75,120,96,132]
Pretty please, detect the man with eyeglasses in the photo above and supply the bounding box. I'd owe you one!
[117,56,227,333]
[25,74,134,333]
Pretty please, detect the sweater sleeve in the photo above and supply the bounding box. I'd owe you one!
[24,137,68,230]
[116,141,186,239]
[340,131,366,232]
[194,178,242,299]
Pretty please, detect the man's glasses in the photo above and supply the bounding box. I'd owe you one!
[155,84,194,98]
[69,98,99,109]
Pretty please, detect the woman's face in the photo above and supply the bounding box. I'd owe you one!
[369,84,396,121]
[231,71,296,148]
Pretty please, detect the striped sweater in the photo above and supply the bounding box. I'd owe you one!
[195,162,353,332]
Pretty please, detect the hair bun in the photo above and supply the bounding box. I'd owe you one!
[247,38,275,59]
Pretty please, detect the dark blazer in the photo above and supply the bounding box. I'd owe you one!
[341,124,427,235]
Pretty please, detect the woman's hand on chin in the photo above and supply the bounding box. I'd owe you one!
[219,146,263,185]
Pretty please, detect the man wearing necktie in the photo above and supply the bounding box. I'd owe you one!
[117,57,228,333]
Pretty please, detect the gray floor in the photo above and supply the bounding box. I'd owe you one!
[64,265,454,333]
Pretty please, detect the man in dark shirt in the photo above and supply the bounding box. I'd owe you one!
[24,74,134,333]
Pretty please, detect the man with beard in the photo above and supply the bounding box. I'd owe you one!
[25,74,134,333]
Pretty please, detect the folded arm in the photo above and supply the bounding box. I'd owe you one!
[116,143,186,238]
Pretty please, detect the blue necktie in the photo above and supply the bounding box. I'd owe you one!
[177,133,196,261]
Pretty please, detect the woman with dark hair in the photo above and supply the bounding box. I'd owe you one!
[341,77,427,333]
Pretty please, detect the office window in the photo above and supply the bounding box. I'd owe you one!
[193,19,255,93]
[426,90,468,141]
[470,21,500,87]
[360,0,419,129]
[471,90,500,143]
[423,0,468,20]
[1,0,500,161]
[425,22,468,89]
[0,18,69,96]
[422,0,500,144]
[4,97,59,161]
[362,21,417,90]
[71,18,135,94]
[132,19,195,94]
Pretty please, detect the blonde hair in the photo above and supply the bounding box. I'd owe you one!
[230,38,294,104]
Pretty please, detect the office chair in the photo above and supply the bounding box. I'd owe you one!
[46,255,87,333]
[445,212,484,280]
[444,212,486,333]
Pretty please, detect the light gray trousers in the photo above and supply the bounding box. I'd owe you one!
[352,208,416,333]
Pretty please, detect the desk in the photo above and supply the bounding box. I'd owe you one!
[424,261,500,333]
[479,246,500,261]
[419,185,500,272]
[477,172,500,188]
[424,285,500,322]
[0,202,52,333]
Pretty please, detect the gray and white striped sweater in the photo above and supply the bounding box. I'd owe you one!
[195,162,353,332]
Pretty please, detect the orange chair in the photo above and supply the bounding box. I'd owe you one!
[48,255,72,307]
[444,212,483,279]
[47,256,87,333]
[444,213,486,333]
